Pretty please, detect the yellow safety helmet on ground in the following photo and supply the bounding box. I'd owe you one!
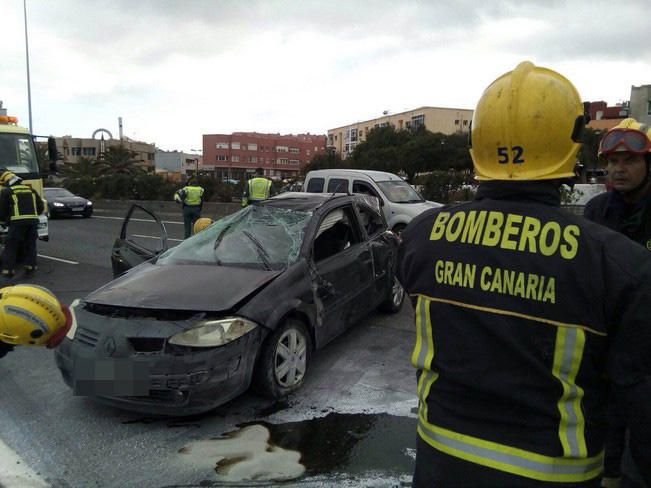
[0,171,22,186]
[0,285,71,348]
[193,217,213,234]
[470,61,586,181]
[598,118,651,158]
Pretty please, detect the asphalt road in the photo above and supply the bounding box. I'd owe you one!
[0,207,419,488]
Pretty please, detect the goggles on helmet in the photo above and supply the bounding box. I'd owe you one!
[599,128,651,155]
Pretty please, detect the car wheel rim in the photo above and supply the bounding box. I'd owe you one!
[392,278,404,307]
[274,328,307,388]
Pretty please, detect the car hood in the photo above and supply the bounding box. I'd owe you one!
[85,263,282,312]
[401,200,442,216]
[50,196,87,204]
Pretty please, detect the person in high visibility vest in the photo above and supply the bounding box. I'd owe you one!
[0,171,44,280]
[174,177,205,239]
[242,167,272,207]
[398,61,651,487]
[0,284,71,359]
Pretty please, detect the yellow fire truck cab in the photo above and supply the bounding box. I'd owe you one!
[0,114,49,241]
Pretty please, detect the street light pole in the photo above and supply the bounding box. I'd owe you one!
[23,0,33,133]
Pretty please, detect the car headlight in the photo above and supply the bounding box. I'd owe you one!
[86,201,93,206]
[53,202,64,207]
[168,317,257,347]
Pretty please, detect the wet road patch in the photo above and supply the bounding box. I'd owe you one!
[179,412,416,483]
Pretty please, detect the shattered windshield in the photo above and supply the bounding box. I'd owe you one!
[376,180,424,203]
[157,205,312,270]
[0,133,40,175]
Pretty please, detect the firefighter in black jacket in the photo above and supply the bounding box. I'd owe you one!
[0,171,44,279]
[398,61,651,487]
[585,119,651,252]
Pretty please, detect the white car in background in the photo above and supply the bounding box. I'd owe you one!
[303,169,442,234]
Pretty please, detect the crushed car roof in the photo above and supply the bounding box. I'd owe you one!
[262,192,373,212]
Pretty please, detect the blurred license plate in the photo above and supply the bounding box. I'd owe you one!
[72,206,84,211]
[72,358,150,396]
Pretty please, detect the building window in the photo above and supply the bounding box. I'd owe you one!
[289,159,299,165]
[231,142,240,149]
[278,158,289,164]
[463,120,469,126]
[647,100,651,116]
[327,135,333,145]
[334,135,338,141]
[412,115,425,128]
[216,155,228,161]
[248,143,258,151]
[348,129,357,142]
[82,147,96,156]
[275,146,288,152]
[248,156,257,163]
[290,147,300,154]
[216,142,228,149]
[232,155,240,162]
[455,119,460,125]
[71,147,82,156]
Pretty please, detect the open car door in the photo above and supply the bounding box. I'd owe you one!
[111,204,168,277]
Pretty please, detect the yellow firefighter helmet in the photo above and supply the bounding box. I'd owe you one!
[470,61,586,181]
[0,285,71,348]
[193,217,213,234]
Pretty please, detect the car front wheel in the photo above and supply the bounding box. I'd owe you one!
[253,319,312,399]
[379,275,405,313]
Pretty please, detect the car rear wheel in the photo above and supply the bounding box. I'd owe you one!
[253,319,311,399]
[379,275,405,313]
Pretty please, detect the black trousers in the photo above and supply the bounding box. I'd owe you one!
[413,436,601,488]
[182,206,201,239]
[2,221,38,273]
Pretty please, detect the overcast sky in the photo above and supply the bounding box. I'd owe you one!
[2,0,650,152]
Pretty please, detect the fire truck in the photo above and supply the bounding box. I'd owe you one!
[0,109,49,242]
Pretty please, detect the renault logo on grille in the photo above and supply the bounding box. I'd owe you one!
[103,337,116,356]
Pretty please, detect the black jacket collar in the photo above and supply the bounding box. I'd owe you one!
[475,180,562,206]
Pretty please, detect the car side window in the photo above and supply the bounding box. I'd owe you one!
[357,205,385,238]
[313,206,361,262]
[352,180,379,198]
[306,178,324,192]
[327,178,349,193]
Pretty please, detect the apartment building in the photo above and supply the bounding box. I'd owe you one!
[155,149,202,177]
[54,134,156,171]
[630,84,651,126]
[203,132,327,181]
[327,106,474,158]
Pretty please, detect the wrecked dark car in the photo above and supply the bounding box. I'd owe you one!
[54,193,404,415]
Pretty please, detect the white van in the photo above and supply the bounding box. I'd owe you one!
[303,169,442,233]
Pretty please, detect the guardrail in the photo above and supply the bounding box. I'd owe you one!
[92,199,241,220]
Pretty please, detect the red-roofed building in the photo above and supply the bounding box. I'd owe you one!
[587,101,629,121]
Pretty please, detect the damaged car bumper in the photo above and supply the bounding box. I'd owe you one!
[54,305,263,416]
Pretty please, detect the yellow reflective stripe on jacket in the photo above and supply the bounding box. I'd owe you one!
[552,327,588,458]
[411,296,436,370]
[248,178,271,200]
[417,414,603,482]
[183,186,204,206]
[10,186,38,220]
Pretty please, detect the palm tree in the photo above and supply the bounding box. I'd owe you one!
[101,145,145,176]
[62,156,100,179]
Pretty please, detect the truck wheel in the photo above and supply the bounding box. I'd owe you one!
[253,319,312,399]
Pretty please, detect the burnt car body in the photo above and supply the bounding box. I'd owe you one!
[44,187,93,218]
[55,193,404,415]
